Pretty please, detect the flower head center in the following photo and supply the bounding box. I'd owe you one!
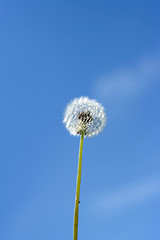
[78,111,93,124]
[77,111,93,135]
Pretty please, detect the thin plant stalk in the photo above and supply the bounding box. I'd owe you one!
[73,133,84,240]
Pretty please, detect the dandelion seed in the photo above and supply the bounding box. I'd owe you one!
[63,96,106,137]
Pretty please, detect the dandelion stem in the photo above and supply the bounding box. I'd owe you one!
[73,133,84,240]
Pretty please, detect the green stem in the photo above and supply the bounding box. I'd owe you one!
[73,133,84,240]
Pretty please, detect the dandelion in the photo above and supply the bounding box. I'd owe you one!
[63,96,106,240]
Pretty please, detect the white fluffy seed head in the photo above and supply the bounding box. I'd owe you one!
[63,96,107,137]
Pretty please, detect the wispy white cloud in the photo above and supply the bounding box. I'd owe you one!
[93,175,160,213]
[93,50,160,105]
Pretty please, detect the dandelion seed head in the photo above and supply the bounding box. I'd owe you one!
[63,96,106,137]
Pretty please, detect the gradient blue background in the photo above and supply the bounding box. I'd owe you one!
[1,1,160,239]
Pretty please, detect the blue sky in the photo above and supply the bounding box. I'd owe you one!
[1,1,160,239]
